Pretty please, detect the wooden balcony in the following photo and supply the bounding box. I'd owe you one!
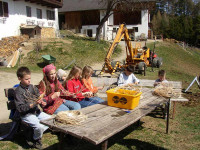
[13,0,63,8]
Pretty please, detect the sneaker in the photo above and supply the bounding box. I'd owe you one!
[26,139,34,147]
[33,138,43,149]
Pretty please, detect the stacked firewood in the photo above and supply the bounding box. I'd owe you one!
[41,28,56,38]
[0,35,29,57]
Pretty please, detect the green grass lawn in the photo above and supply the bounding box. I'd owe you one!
[0,34,121,72]
[0,40,200,150]
[138,41,200,91]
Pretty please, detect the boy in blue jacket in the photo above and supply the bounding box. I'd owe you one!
[14,67,50,149]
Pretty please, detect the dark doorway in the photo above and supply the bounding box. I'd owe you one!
[58,14,65,30]
[87,29,92,37]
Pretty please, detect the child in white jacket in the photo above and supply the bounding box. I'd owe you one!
[117,65,139,86]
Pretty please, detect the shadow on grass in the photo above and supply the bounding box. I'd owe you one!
[117,139,167,150]
[0,122,31,149]
[43,121,146,150]
[0,122,12,138]
[108,121,167,150]
[37,62,49,68]
[148,107,165,119]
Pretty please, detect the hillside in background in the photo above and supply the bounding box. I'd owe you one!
[146,41,200,91]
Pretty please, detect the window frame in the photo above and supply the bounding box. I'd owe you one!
[26,6,31,17]
[46,10,55,20]
[0,1,9,17]
[36,8,42,19]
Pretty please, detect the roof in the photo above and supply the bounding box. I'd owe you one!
[20,25,41,29]
[59,0,156,12]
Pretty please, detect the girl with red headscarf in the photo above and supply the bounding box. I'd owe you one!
[38,64,81,115]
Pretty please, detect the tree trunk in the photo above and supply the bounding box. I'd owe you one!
[96,15,110,42]
[96,0,114,42]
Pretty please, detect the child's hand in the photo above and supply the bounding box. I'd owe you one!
[30,103,35,108]
[128,83,134,86]
[82,92,93,98]
[51,92,60,99]
[98,86,104,90]
[70,93,77,98]
[37,98,47,107]
[154,82,160,87]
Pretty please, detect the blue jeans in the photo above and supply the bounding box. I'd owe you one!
[21,112,51,140]
[79,97,104,108]
[54,100,81,114]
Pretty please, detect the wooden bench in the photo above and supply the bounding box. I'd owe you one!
[2,87,33,140]
[139,79,188,119]
[41,80,188,150]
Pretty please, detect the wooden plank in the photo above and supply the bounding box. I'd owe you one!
[139,79,182,89]
[41,94,165,142]
[171,98,188,102]
[84,98,165,144]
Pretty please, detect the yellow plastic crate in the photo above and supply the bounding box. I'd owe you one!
[106,88,142,110]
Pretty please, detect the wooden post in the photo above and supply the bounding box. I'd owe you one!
[137,119,141,127]
[166,98,170,134]
[172,101,176,119]
[102,140,108,150]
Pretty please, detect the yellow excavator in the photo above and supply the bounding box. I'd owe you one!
[100,24,162,76]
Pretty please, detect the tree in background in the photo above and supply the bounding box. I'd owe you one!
[194,16,200,46]
[152,0,200,47]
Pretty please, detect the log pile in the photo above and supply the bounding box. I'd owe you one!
[0,35,29,57]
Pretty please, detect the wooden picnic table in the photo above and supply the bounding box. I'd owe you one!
[41,81,188,150]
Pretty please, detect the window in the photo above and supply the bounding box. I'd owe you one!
[26,6,31,17]
[46,10,55,20]
[0,1,9,17]
[37,8,42,19]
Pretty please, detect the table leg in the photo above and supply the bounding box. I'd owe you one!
[166,98,170,134]
[58,132,64,150]
[102,140,108,150]
[137,119,141,127]
[172,101,176,119]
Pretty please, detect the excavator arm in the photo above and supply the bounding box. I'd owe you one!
[100,24,135,75]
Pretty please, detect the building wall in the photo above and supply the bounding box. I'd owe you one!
[80,10,149,41]
[80,10,105,38]
[0,0,58,39]
[106,10,149,41]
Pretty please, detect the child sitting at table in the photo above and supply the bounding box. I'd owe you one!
[154,70,168,87]
[117,65,140,86]
[14,67,51,149]
[57,69,67,84]
[38,64,81,115]
[81,66,103,94]
[63,66,104,108]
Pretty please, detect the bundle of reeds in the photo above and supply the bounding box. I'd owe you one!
[153,83,181,98]
[112,84,142,96]
[55,111,87,125]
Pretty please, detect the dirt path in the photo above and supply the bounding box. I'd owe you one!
[0,72,43,122]
[0,41,147,122]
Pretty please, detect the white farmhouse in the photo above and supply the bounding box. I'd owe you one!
[59,0,155,41]
[0,0,63,39]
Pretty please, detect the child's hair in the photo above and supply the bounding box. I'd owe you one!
[57,69,67,81]
[82,66,93,79]
[63,66,82,87]
[158,70,166,76]
[39,72,59,96]
[16,66,31,78]
[126,65,134,72]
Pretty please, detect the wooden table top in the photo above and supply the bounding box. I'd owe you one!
[41,88,168,145]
